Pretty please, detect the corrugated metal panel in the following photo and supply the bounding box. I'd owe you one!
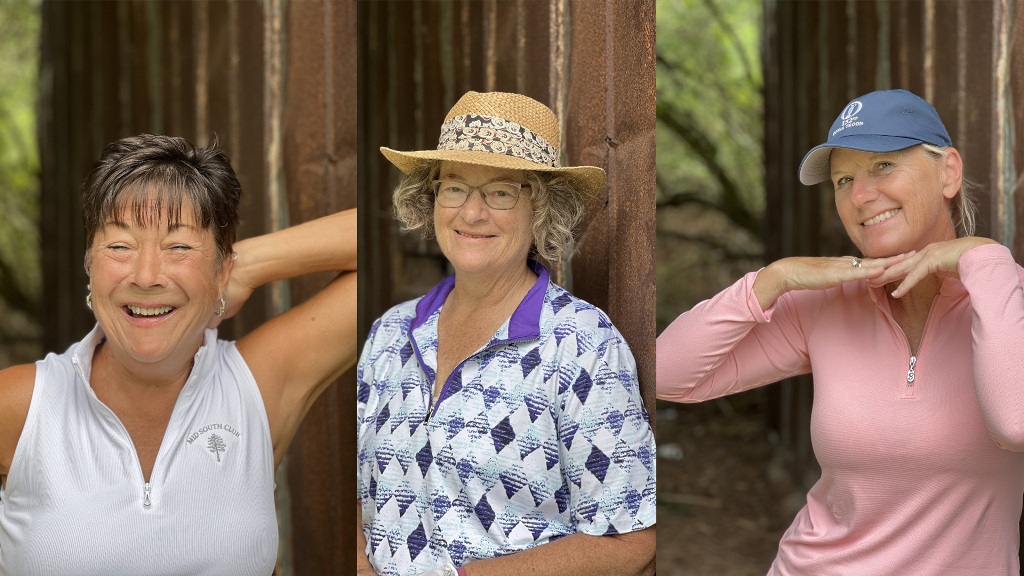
[281,1,358,573]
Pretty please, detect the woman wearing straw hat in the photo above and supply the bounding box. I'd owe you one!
[356,91,656,576]
[658,88,1024,574]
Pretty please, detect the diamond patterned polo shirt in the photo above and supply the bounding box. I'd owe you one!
[357,262,656,576]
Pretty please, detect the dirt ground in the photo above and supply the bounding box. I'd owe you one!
[656,395,805,576]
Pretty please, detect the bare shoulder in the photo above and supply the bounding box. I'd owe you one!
[0,363,37,477]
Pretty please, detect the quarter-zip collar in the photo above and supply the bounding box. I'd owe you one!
[865,275,968,312]
[70,323,219,401]
[69,323,220,506]
[408,260,549,417]
[863,276,969,398]
[410,259,548,341]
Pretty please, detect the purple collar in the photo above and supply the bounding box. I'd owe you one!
[411,260,549,341]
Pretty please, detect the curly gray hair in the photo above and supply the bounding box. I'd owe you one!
[392,160,588,262]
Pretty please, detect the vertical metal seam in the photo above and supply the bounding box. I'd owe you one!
[552,0,567,284]
[956,1,967,147]
[461,2,471,96]
[875,0,890,88]
[845,0,856,97]
[994,0,1014,244]
[414,1,424,151]
[550,0,565,127]
[923,0,934,102]
[486,0,496,91]
[604,0,615,298]
[516,0,526,93]
[195,1,209,145]
[90,3,104,155]
[264,1,292,574]
[387,5,397,154]
[228,0,241,157]
[117,2,131,134]
[324,0,336,203]
[169,3,181,137]
[146,1,164,133]
[440,1,454,108]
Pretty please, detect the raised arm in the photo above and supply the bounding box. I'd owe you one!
[955,244,1024,450]
[232,208,357,465]
[657,269,810,403]
[657,254,911,403]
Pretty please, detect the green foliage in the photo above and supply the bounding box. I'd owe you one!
[0,0,42,363]
[656,0,764,329]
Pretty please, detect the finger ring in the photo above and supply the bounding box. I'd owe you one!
[851,257,861,268]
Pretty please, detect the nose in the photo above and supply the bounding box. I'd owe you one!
[132,245,165,288]
[458,188,490,222]
[848,177,879,206]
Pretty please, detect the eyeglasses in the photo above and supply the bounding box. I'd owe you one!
[432,179,527,210]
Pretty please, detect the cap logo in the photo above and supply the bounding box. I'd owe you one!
[437,113,559,167]
[832,100,865,137]
[840,101,863,120]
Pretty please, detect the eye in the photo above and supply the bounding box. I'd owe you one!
[875,161,894,171]
[169,244,192,252]
[108,244,131,252]
[834,176,852,188]
[440,181,466,193]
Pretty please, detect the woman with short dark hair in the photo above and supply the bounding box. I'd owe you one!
[0,134,357,575]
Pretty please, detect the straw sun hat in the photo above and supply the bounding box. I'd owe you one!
[380,91,607,198]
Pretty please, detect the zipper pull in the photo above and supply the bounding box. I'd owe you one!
[143,482,152,507]
[907,356,917,386]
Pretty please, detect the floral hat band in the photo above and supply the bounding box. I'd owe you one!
[380,91,607,199]
[438,113,559,168]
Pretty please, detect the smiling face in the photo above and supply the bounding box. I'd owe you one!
[434,161,534,279]
[830,146,960,258]
[87,190,231,371]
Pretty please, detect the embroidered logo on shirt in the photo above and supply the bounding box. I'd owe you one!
[187,423,241,462]
[207,433,227,462]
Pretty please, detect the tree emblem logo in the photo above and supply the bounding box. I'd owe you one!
[207,433,227,462]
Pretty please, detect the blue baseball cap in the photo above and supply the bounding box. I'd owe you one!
[798,89,952,185]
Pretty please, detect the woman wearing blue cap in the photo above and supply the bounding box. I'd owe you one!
[658,89,1024,574]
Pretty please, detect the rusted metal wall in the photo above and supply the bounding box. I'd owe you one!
[358,0,657,417]
[39,1,357,574]
[764,0,1024,492]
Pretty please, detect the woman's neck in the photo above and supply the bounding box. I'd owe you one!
[446,263,537,314]
[91,338,196,399]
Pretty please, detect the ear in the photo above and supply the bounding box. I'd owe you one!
[217,251,236,295]
[940,147,963,200]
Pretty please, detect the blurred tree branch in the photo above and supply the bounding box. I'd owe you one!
[656,100,761,237]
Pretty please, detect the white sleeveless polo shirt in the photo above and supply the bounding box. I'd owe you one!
[0,326,278,576]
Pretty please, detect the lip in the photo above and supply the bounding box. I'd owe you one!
[861,208,900,227]
[455,229,497,240]
[122,303,177,324]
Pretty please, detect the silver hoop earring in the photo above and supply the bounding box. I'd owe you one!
[214,298,226,316]
[86,293,93,311]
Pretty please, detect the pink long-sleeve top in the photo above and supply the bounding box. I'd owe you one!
[658,244,1024,575]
